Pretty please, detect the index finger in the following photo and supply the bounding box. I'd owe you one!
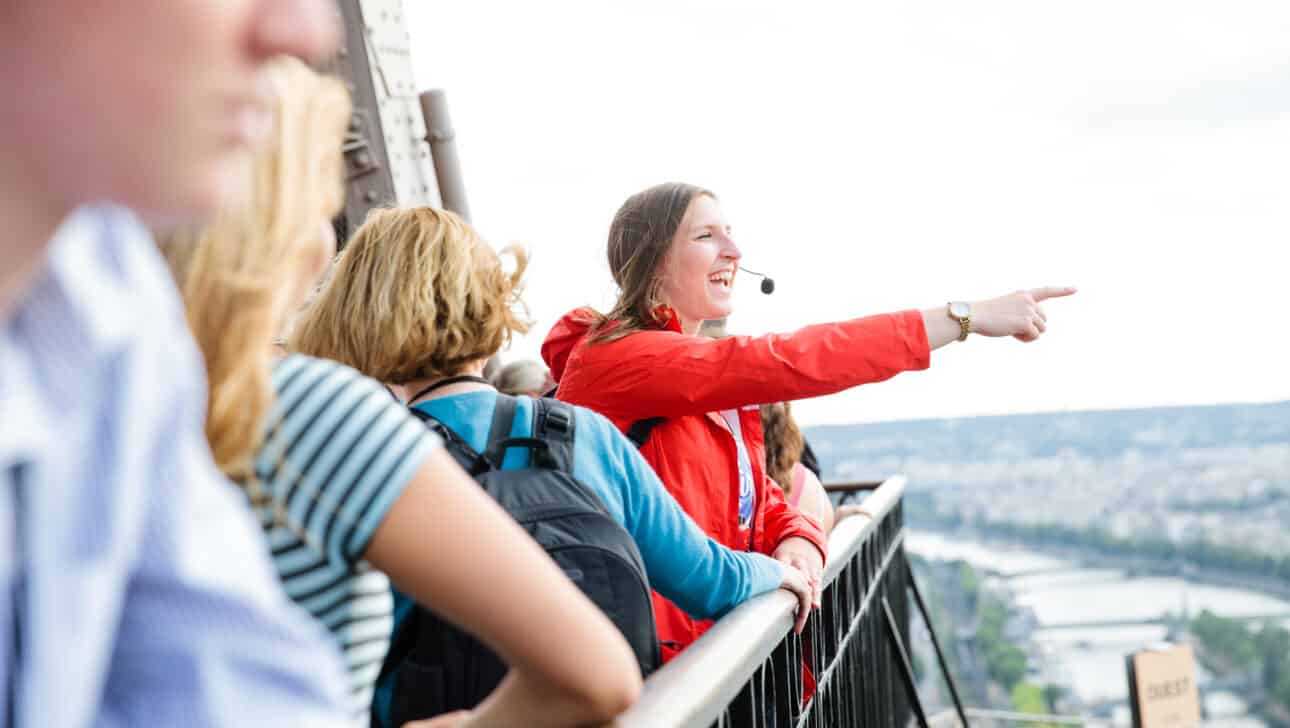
[1030,286,1077,302]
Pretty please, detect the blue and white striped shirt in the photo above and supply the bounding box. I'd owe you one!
[258,354,439,720]
[0,207,351,728]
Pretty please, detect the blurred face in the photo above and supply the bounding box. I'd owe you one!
[0,0,340,225]
[657,195,742,334]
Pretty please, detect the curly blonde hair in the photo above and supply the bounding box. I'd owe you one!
[163,56,350,496]
[290,206,531,383]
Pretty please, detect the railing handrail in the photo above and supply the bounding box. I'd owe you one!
[613,475,908,728]
[822,480,884,494]
[963,708,1091,725]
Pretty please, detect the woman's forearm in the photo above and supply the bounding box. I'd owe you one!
[921,287,1077,352]
[920,306,965,352]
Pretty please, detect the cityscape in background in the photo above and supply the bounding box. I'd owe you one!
[808,400,1290,728]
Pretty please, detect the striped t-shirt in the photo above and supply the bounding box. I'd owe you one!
[256,354,440,722]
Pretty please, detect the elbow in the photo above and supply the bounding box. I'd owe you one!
[565,645,642,723]
[575,662,642,722]
[515,655,641,726]
[614,670,645,715]
[601,672,644,720]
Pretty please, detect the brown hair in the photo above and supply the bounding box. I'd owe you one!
[290,206,531,383]
[761,402,805,496]
[164,57,350,497]
[587,182,714,343]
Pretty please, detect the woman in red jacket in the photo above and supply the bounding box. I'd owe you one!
[542,182,1074,661]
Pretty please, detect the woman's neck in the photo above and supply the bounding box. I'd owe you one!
[400,360,492,406]
[678,316,703,336]
[661,304,703,336]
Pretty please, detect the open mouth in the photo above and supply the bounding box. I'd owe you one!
[708,270,734,289]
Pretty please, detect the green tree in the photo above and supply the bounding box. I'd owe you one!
[1042,683,1063,713]
[987,643,1028,690]
[1191,610,1257,667]
[1257,622,1290,692]
[1275,670,1290,712]
[958,562,980,611]
[977,601,1008,644]
[1011,682,1056,728]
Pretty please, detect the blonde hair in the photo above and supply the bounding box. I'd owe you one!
[290,206,531,383]
[164,56,350,497]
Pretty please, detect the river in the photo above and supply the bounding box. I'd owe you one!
[906,530,1288,727]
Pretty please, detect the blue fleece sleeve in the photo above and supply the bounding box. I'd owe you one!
[571,408,784,620]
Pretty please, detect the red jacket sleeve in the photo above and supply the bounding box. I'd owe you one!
[565,310,931,421]
[758,472,828,561]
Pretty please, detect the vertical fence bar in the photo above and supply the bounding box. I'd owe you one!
[908,559,971,728]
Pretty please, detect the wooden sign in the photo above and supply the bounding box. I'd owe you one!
[1126,643,1201,728]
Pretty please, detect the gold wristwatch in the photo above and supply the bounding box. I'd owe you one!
[947,301,971,342]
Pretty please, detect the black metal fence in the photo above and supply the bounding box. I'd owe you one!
[615,477,918,728]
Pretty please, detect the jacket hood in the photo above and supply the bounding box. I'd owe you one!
[541,308,597,383]
[542,306,685,383]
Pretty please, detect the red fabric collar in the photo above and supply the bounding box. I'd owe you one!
[649,305,684,333]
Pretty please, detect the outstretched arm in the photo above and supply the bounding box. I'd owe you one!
[566,310,931,421]
[563,286,1076,423]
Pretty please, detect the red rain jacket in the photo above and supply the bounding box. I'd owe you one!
[542,308,930,661]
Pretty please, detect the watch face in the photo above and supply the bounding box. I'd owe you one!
[949,301,971,318]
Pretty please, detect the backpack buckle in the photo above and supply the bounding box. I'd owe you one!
[544,406,572,435]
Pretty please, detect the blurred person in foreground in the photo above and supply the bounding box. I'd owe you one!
[490,359,556,397]
[289,206,814,724]
[166,58,641,728]
[0,2,361,726]
[543,181,1076,661]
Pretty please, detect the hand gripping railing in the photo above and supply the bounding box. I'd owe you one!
[615,476,929,728]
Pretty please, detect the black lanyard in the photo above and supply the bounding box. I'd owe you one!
[406,375,492,405]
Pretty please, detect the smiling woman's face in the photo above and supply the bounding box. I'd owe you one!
[657,195,743,335]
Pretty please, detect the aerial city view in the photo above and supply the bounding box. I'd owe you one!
[811,402,1290,727]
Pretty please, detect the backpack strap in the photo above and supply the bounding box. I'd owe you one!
[626,417,666,448]
[476,395,577,473]
[407,406,491,476]
[533,398,576,473]
[480,395,520,469]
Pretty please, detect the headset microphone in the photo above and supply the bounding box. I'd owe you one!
[738,266,776,295]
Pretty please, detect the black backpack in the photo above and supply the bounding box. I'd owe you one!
[376,394,661,726]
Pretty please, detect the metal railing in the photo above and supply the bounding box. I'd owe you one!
[615,476,916,727]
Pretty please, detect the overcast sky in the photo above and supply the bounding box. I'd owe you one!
[406,1,1290,426]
